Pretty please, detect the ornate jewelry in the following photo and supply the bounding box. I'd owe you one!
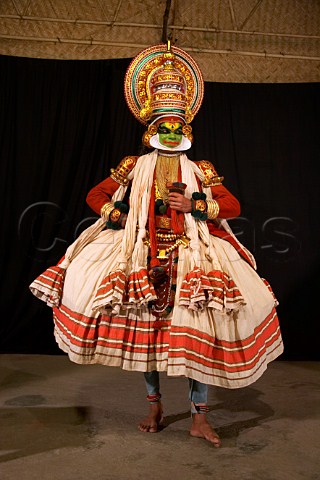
[143,232,190,258]
[181,124,193,144]
[197,160,224,187]
[156,232,180,241]
[207,199,220,219]
[182,124,192,135]
[110,156,138,186]
[124,43,204,126]
[195,199,207,212]
[100,202,114,219]
[142,124,158,147]
[109,208,121,222]
[191,192,208,221]
[157,217,171,229]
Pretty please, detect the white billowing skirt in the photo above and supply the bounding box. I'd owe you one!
[31,227,283,389]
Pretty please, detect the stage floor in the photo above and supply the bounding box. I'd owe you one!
[0,355,319,480]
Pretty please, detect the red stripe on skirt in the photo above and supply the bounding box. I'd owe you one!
[168,327,282,373]
[170,308,278,349]
[53,307,170,350]
[53,302,281,375]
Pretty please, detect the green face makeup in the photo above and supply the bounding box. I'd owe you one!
[158,122,183,148]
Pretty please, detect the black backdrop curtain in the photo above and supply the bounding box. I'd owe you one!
[0,55,319,359]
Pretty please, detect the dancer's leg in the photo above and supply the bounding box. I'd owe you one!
[138,371,163,433]
[144,370,160,396]
[189,379,221,447]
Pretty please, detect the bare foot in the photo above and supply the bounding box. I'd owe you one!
[138,403,163,433]
[190,413,221,447]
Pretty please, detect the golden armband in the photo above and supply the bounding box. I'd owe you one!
[100,202,114,220]
[206,200,220,219]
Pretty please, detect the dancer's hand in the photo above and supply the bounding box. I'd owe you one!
[168,193,192,213]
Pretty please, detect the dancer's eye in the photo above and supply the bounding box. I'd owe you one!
[158,126,171,134]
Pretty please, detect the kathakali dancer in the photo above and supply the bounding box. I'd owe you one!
[30,42,283,446]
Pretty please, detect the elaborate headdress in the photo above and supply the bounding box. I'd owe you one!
[124,41,204,150]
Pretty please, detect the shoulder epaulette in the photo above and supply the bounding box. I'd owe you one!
[110,156,138,186]
[196,160,224,187]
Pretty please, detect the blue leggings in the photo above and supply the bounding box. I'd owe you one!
[144,371,208,413]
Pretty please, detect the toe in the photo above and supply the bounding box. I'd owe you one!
[138,423,149,432]
[139,420,159,433]
[206,432,221,447]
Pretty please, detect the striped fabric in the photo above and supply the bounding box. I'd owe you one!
[168,307,282,388]
[30,265,66,307]
[50,300,282,388]
[179,267,244,311]
[29,153,284,388]
[29,227,283,388]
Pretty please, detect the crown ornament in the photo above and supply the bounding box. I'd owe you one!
[124,41,204,127]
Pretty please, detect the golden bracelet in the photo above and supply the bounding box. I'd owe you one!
[109,208,121,223]
[100,202,114,220]
[195,199,207,212]
[206,200,220,219]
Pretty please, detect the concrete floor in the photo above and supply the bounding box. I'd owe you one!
[0,355,319,480]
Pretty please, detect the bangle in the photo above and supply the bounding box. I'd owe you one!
[207,199,220,219]
[105,201,129,230]
[195,199,207,212]
[109,208,121,223]
[191,192,208,221]
[100,202,114,220]
[106,208,123,230]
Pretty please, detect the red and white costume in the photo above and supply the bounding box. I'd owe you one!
[30,151,283,389]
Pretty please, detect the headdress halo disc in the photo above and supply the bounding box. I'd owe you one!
[124,44,204,125]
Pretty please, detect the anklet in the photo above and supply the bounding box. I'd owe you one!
[147,393,162,404]
[191,402,209,414]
